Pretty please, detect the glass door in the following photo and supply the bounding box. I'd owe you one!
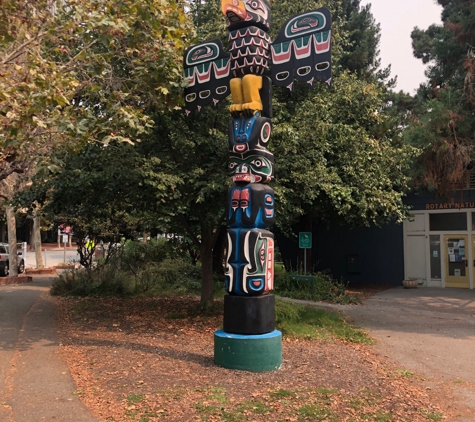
[444,235,469,288]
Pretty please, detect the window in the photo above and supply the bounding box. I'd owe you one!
[429,213,467,231]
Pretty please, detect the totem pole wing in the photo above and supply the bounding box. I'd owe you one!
[270,7,332,91]
[183,39,232,114]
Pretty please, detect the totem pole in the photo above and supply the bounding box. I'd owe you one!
[184,1,332,372]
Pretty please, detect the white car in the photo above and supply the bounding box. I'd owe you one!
[0,243,25,276]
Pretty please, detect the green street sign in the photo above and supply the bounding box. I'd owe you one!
[299,232,312,249]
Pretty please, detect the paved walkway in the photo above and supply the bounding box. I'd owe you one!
[0,276,97,422]
[345,287,475,381]
[287,287,475,421]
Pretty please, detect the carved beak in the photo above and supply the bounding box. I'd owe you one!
[221,0,247,23]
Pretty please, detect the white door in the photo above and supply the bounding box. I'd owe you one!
[405,235,426,284]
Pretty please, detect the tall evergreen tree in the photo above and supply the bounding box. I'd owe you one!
[406,0,475,196]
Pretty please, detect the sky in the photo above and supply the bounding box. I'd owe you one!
[360,0,443,94]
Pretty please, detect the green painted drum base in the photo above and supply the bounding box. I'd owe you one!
[214,329,282,372]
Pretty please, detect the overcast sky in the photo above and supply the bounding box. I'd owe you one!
[359,0,442,93]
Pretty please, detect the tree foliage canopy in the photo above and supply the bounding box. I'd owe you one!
[22,0,415,305]
[0,0,192,180]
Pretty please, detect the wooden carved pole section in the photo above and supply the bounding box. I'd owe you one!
[184,1,332,372]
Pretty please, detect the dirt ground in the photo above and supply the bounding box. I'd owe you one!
[55,295,471,422]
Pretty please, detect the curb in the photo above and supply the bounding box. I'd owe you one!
[0,276,33,285]
[25,268,57,275]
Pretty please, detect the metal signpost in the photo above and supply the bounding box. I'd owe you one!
[299,232,312,274]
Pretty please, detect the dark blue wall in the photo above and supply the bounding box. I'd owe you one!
[277,222,404,286]
[313,222,404,286]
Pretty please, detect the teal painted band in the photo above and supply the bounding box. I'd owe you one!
[214,329,282,340]
[214,330,282,372]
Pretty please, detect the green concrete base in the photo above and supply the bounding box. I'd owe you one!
[214,330,282,372]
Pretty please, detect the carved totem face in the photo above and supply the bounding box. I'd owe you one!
[227,184,275,229]
[229,149,274,183]
[229,115,272,153]
[221,0,271,31]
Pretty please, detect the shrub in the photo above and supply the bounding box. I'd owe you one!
[274,271,360,305]
[50,267,134,296]
[275,298,302,325]
[50,240,202,297]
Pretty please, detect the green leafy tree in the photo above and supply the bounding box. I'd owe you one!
[25,142,159,267]
[24,0,414,308]
[140,108,229,307]
[334,0,391,83]
[2,0,192,269]
[1,0,192,176]
[272,72,415,231]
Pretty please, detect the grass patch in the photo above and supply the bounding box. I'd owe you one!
[298,404,337,421]
[419,409,443,421]
[148,384,441,422]
[126,393,145,404]
[394,369,414,378]
[139,413,158,422]
[373,410,393,422]
[236,400,271,415]
[206,387,227,404]
[275,299,373,343]
[194,402,221,420]
[269,388,296,399]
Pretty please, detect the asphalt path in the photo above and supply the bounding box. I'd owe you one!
[286,287,475,421]
[344,288,475,382]
[344,288,475,420]
[0,277,97,422]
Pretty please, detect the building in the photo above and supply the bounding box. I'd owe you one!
[404,190,475,289]
[278,188,475,289]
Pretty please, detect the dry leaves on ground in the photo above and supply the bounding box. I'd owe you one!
[55,296,466,422]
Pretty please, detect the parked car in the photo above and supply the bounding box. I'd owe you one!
[0,243,25,276]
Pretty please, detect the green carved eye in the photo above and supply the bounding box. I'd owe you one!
[251,159,265,168]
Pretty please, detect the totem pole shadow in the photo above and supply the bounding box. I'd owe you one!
[72,337,215,367]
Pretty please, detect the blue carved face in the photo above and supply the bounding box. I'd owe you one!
[229,115,271,153]
[221,0,271,31]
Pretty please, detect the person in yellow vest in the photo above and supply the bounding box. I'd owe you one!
[85,238,95,252]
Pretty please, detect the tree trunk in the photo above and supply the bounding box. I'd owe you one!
[212,224,226,276]
[6,206,18,277]
[33,212,44,269]
[200,227,215,309]
[0,224,6,243]
[28,218,34,251]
